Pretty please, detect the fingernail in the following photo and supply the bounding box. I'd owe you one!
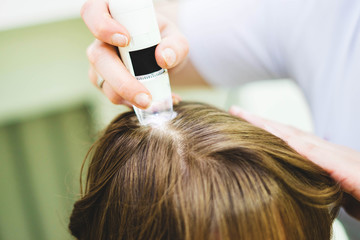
[134,93,151,109]
[173,97,180,105]
[112,34,128,47]
[162,48,176,67]
[229,106,243,115]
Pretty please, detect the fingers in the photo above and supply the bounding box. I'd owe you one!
[230,106,360,201]
[81,0,189,69]
[156,35,189,69]
[155,15,189,69]
[229,106,297,137]
[81,0,130,47]
[87,40,151,109]
[229,106,329,161]
[89,66,126,105]
[82,5,187,107]
[172,93,182,105]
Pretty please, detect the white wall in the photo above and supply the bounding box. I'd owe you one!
[0,0,86,30]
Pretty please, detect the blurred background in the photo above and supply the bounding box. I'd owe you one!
[0,0,350,239]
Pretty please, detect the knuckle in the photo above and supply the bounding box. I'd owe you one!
[185,39,189,50]
[285,134,298,147]
[180,35,189,48]
[176,35,189,57]
[303,142,316,153]
[88,68,96,85]
[104,84,124,104]
[108,94,121,104]
[80,1,90,19]
[113,81,127,97]
[297,141,318,159]
[183,41,189,56]
[93,21,109,40]
[116,78,139,101]
[178,40,189,56]
[86,43,102,65]
[290,126,302,135]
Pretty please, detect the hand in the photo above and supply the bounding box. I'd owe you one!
[81,0,189,109]
[230,106,360,220]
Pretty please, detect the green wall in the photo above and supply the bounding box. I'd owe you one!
[0,18,96,240]
[0,18,94,125]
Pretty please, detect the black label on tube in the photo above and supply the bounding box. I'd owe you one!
[130,45,162,76]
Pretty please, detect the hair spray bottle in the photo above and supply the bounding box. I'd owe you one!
[109,0,174,125]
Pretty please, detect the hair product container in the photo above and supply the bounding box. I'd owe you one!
[109,0,174,125]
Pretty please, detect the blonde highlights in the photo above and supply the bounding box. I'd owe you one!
[69,102,342,239]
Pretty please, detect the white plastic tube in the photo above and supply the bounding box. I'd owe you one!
[109,0,174,125]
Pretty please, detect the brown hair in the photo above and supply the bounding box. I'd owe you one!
[69,102,342,240]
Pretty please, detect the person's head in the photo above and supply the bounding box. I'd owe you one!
[69,102,342,240]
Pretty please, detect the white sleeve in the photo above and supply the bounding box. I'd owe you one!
[178,0,297,87]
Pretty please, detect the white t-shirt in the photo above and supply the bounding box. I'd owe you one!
[179,0,360,151]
